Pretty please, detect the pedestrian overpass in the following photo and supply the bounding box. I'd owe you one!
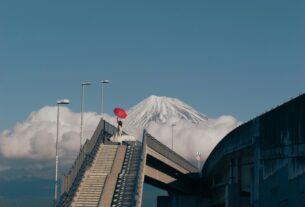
[59,119,199,207]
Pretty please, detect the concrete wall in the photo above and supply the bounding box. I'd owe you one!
[202,94,305,207]
[259,165,305,207]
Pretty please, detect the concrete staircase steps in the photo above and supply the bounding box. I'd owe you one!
[70,144,119,207]
[111,142,142,207]
[68,142,139,207]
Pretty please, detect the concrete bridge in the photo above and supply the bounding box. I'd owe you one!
[60,94,305,207]
[59,119,199,207]
[201,94,305,207]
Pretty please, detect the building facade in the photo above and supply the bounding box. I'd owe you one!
[200,94,305,207]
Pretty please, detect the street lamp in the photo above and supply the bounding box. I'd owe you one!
[80,81,91,150]
[196,151,202,177]
[54,99,70,207]
[171,123,176,151]
[196,152,202,170]
[100,80,109,116]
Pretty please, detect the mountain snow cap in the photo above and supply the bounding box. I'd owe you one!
[124,95,208,131]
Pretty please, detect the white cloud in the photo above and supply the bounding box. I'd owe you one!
[122,115,241,167]
[0,105,240,179]
[0,106,100,161]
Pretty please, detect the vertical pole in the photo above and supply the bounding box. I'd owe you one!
[171,124,176,151]
[54,104,60,207]
[80,84,84,151]
[229,159,234,184]
[101,83,104,115]
[252,137,261,206]
[171,125,173,150]
[196,152,202,177]
[197,159,200,171]
[100,80,109,116]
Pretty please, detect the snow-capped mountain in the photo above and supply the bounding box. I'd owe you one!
[117,95,239,163]
[101,95,239,162]
[123,95,208,134]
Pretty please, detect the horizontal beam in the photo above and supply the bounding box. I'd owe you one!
[146,147,189,174]
[144,165,195,194]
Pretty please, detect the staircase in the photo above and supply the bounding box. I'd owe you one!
[60,119,145,207]
[111,142,142,207]
[66,141,142,207]
[71,145,118,207]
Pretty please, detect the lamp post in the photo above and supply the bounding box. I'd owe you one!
[171,123,176,151]
[80,81,91,150]
[196,151,202,177]
[196,152,202,170]
[54,99,70,207]
[100,80,109,116]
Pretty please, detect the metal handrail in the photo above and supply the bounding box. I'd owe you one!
[61,119,104,195]
[133,136,147,207]
[60,119,119,206]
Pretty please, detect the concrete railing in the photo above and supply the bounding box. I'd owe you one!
[61,119,118,197]
[61,119,105,195]
[202,119,258,176]
[134,135,147,207]
[104,120,118,136]
[145,131,198,173]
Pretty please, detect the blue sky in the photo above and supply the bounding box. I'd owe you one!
[0,0,304,206]
[0,0,305,131]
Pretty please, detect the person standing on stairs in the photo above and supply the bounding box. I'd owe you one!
[113,107,127,145]
[117,118,123,145]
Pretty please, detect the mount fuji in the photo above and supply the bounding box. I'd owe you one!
[0,94,239,183]
[103,95,240,162]
[123,95,208,134]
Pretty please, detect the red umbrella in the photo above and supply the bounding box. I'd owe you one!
[113,107,127,119]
